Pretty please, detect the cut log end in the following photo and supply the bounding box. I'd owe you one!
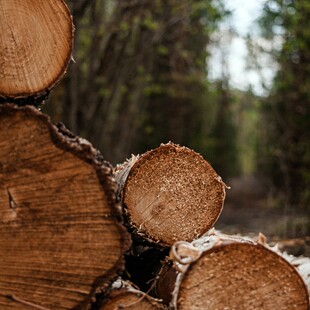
[121,143,226,246]
[176,242,309,310]
[0,0,74,103]
[0,104,130,309]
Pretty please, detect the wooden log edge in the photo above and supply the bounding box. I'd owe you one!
[0,103,119,214]
[0,103,131,309]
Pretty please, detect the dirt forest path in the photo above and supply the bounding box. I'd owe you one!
[216,175,310,257]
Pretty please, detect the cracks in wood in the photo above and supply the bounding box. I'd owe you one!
[0,292,50,310]
[7,188,17,209]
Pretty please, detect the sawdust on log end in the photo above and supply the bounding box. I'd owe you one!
[120,143,226,246]
[174,242,309,309]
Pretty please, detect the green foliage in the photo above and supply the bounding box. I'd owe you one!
[197,81,244,178]
[232,88,261,176]
[142,16,159,30]
[156,45,169,56]
[46,0,242,173]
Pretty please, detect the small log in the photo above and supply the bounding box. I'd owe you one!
[115,143,226,246]
[0,0,74,105]
[0,104,131,309]
[99,279,167,310]
[156,231,310,309]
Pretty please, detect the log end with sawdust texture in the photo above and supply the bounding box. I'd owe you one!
[155,232,310,309]
[115,143,226,246]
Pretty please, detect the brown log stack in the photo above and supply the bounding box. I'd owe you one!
[0,104,308,309]
[0,0,309,308]
[0,0,74,105]
[0,104,130,309]
[115,143,227,247]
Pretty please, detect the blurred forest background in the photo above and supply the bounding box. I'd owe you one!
[43,0,309,240]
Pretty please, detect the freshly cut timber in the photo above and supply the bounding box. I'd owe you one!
[115,143,226,246]
[156,232,310,309]
[99,279,166,310]
[0,0,74,104]
[0,104,130,309]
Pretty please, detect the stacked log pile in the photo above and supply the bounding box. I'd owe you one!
[0,0,309,309]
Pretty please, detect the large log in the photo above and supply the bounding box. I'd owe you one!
[99,279,167,310]
[0,0,74,105]
[155,231,310,309]
[0,104,130,309]
[115,143,226,247]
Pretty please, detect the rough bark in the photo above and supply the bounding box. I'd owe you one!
[155,231,310,309]
[115,143,226,247]
[0,104,131,309]
[99,279,166,310]
[0,0,74,105]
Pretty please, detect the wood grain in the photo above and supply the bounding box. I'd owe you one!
[0,104,130,309]
[156,234,310,310]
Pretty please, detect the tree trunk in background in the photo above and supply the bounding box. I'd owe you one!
[138,0,211,152]
[208,80,240,178]
[46,0,159,164]
[0,0,73,105]
[85,0,158,162]
[258,0,310,212]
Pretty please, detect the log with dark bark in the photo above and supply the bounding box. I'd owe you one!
[0,0,74,105]
[99,279,166,310]
[0,104,130,309]
[155,231,310,309]
[115,143,226,247]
